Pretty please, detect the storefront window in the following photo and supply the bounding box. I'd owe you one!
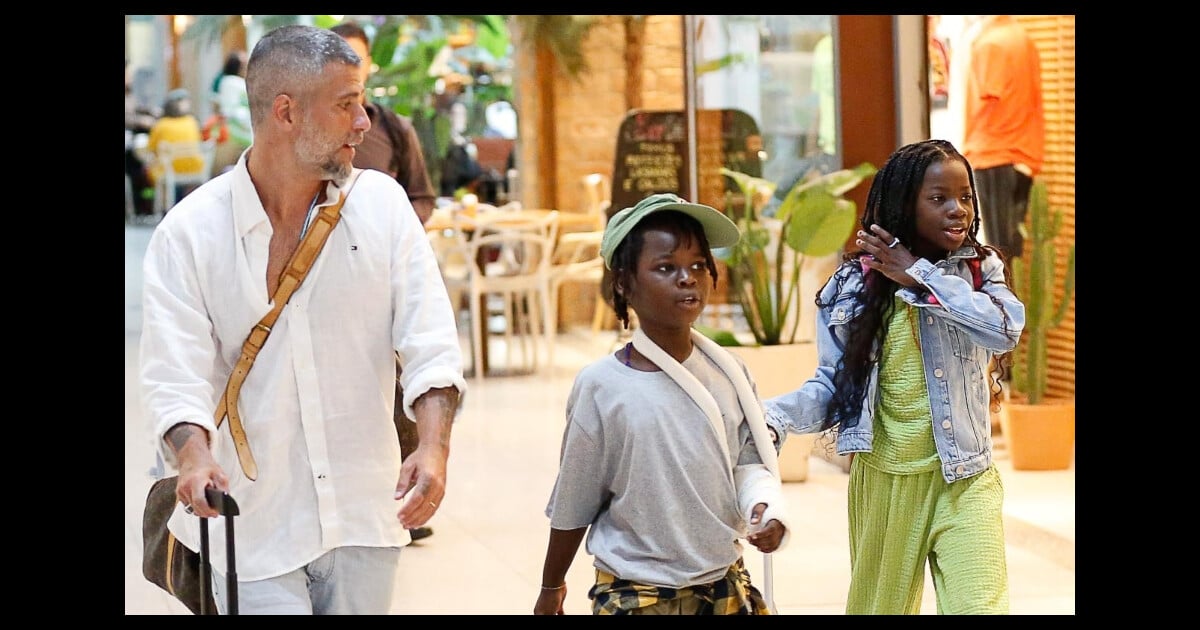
[689,15,837,208]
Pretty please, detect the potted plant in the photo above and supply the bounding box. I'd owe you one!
[1002,179,1076,470]
[698,162,876,480]
[711,162,877,346]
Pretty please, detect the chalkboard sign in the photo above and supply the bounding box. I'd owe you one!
[602,109,763,310]
[610,109,762,215]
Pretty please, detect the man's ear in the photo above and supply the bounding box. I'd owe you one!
[272,93,295,126]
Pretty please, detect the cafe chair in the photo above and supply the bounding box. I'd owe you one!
[427,227,472,322]
[465,212,559,379]
[548,229,604,368]
[581,172,612,230]
[153,139,216,216]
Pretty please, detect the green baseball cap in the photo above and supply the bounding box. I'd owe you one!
[600,193,740,269]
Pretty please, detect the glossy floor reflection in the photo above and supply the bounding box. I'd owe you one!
[124,223,1074,615]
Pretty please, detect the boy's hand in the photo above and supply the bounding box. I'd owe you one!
[747,503,785,553]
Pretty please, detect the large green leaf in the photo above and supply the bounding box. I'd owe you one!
[828,163,878,195]
[313,15,340,29]
[782,190,857,257]
[475,16,510,60]
[369,20,403,70]
[513,15,601,79]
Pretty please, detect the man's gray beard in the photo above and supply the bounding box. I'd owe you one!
[326,162,352,187]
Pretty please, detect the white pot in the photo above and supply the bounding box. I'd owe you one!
[727,343,819,482]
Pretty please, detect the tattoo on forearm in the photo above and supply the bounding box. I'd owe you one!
[414,386,459,450]
[165,423,202,454]
[435,421,451,450]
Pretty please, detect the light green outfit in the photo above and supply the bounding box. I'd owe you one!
[846,299,1008,614]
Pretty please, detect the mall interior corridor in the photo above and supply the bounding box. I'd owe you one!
[124,222,1074,615]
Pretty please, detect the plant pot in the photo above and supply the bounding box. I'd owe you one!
[1000,396,1075,471]
[727,343,819,482]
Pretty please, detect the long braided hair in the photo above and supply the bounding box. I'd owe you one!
[820,139,1013,430]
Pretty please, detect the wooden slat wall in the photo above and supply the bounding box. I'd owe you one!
[1016,15,1075,400]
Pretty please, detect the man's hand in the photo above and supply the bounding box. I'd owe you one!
[165,422,229,518]
[395,441,448,529]
[395,386,458,528]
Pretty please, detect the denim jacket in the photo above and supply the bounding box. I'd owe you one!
[763,247,1025,483]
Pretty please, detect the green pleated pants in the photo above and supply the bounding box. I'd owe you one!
[845,460,1009,615]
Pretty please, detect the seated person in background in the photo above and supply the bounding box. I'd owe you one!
[201,97,237,176]
[440,101,483,198]
[147,89,205,204]
[213,50,252,173]
[190,51,250,176]
[126,60,158,217]
[441,142,483,199]
[483,100,517,139]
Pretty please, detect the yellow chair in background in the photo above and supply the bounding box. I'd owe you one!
[152,139,216,216]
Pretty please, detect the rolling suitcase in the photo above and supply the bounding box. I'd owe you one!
[199,487,241,615]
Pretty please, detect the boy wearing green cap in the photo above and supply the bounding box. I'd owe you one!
[534,194,790,615]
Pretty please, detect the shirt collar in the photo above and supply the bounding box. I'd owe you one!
[230,153,353,239]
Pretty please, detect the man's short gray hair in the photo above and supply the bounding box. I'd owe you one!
[245,25,361,130]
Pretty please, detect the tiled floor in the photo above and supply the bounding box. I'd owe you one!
[124,223,1074,615]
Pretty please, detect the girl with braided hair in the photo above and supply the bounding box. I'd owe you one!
[763,139,1025,614]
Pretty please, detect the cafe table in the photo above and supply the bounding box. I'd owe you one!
[425,207,601,377]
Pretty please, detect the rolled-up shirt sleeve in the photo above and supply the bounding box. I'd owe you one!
[392,190,467,419]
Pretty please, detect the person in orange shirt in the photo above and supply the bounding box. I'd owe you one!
[960,15,1044,262]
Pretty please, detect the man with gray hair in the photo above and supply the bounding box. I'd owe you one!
[140,24,466,614]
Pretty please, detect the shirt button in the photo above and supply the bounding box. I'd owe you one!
[942,420,951,429]
[934,368,944,378]
[927,316,933,324]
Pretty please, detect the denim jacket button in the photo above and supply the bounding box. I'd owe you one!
[941,420,951,429]
[955,465,965,475]
[934,368,944,378]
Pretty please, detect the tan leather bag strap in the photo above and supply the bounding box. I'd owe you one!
[215,170,362,481]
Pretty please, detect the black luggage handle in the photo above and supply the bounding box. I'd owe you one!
[199,488,240,615]
[204,486,240,516]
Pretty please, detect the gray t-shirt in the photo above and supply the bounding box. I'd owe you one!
[546,349,769,588]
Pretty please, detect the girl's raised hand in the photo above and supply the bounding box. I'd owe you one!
[856,224,918,287]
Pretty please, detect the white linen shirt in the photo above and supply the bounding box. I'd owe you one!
[140,161,466,580]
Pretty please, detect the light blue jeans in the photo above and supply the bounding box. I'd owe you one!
[211,546,403,615]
